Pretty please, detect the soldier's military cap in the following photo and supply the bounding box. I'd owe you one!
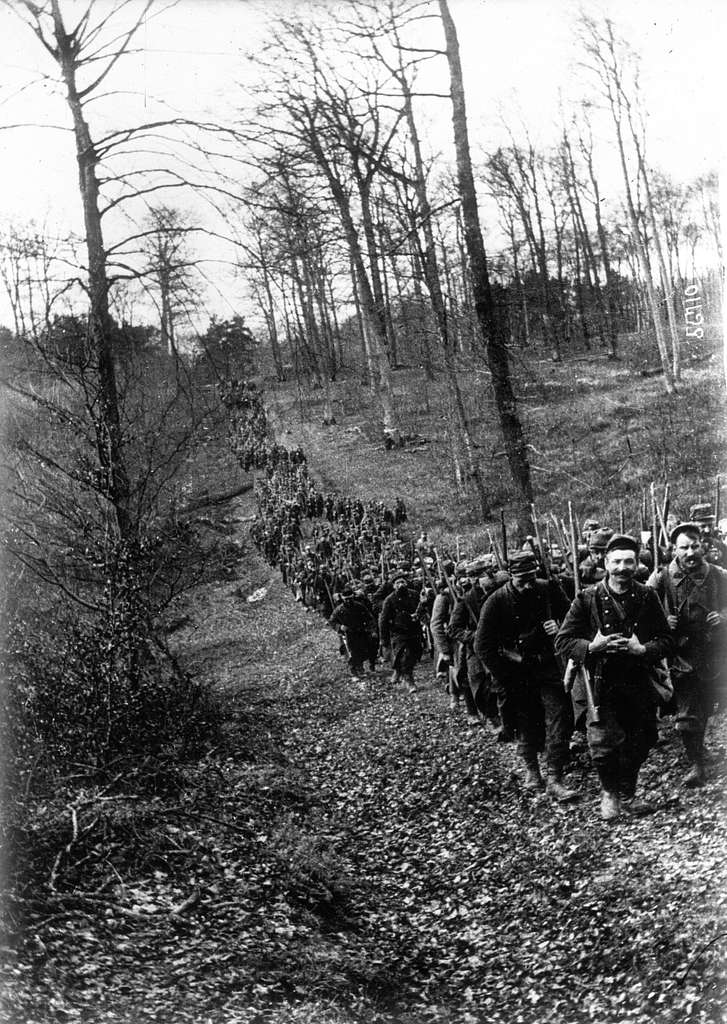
[466,557,490,577]
[589,527,615,551]
[583,518,600,530]
[391,572,409,583]
[669,521,702,545]
[690,503,715,523]
[604,533,640,556]
[341,586,354,598]
[509,551,538,576]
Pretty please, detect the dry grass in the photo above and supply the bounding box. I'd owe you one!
[267,337,726,553]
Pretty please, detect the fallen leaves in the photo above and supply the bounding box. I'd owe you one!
[4,495,726,1024]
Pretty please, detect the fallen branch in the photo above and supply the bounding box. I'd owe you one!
[677,930,727,986]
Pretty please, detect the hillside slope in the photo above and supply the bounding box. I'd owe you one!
[5,361,726,1024]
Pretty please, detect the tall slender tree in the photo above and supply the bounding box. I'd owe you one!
[438,0,533,529]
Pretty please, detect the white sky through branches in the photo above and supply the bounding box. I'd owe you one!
[0,0,723,328]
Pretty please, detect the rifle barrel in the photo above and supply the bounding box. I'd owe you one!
[568,500,580,597]
[500,509,508,568]
[715,475,721,523]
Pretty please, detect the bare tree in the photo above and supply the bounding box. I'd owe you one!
[438,0,533,530]
[141,205,200,357]
[244,16,406,443]
[578,14,676,392]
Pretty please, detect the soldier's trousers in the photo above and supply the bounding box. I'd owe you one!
[587,676,657,797]
[672,670,713,742]
[514,679,573,772]
[346,633,370,675]
[466,651,498,721]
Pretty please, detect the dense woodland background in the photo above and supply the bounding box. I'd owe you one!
[0,1,725,1021]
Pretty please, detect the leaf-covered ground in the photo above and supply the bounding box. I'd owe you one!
[5,483,725,1024]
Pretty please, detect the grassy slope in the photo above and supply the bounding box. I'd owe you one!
[267,346,726,550]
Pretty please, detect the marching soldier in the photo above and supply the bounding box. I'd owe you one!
[329,586,378,679]
[379,572,426,692]
[475,552,577,801]
[555,535,674,820]
[648,522,727,786]
[578,528,614,584]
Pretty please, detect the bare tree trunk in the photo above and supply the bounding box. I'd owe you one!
[639,166,681,381]
[51,0,131,538]
[350,254,375,389]
[439,0,533,531]
[392,45,490,514]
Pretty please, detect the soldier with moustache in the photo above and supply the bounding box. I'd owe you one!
[648,521,727,787]
[475,551,577,800]
[555,535,674,820]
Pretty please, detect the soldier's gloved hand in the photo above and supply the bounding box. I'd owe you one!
[542,619,559,637]
[588,629,610,655]
[667,614,678,629]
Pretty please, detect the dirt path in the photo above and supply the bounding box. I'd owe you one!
[153,499,727,1023]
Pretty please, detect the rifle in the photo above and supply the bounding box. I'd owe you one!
[652,482,668,548]
[715,475,721,524]
[661,482,670,542]
[650,482,660,571]
[640,488,647,535]
[321,572,335,613]
[551,512,574,577]
[530,503,552,580]
[487,528,505,571]
[338,626,352,661]
[500,509,509,569]
[563,659,600,723]
[568,500,581,597]
[618,499,625,534]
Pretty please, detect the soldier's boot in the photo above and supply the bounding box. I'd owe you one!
[682,733,707,788]
[569,730,588,754]
[545,770,579,803]
[522,760,545,793]
[402,673,417,694]
[620,796,655,816]
[600,791,621,821]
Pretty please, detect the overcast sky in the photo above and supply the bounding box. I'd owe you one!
[0,0,723,328]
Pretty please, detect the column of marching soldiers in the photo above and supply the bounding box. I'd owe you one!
[220,380,727,822]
